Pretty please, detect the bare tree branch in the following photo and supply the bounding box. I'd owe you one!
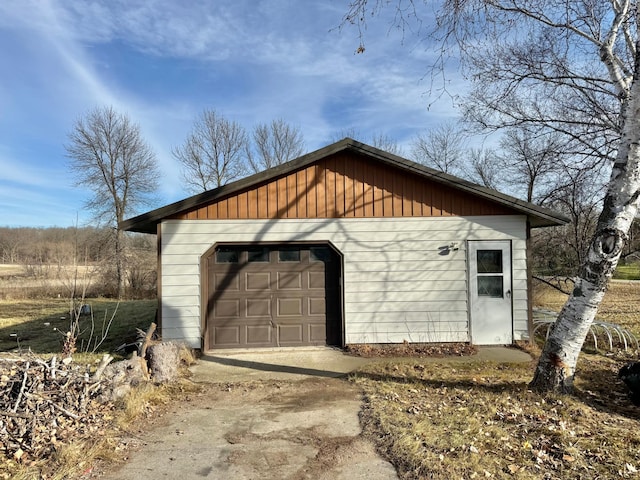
[66,106,159,298]
[173,109,248,192]
[247,119,305,173]
[410,121,467,175]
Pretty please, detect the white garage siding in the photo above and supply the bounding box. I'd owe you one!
[159,215,529,349]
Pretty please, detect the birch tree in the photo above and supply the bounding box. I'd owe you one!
[344,0,640,392]
[66,106,159,298]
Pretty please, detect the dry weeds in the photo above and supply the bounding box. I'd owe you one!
[534,281,640,338]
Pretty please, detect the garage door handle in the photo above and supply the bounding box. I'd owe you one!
[506,289,511,299]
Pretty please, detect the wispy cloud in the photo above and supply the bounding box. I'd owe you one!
[0,0,464,227]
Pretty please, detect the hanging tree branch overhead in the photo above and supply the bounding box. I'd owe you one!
[343,0,640,392]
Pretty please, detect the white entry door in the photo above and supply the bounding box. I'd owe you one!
[468,241,513,345]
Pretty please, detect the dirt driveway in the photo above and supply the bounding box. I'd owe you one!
[99,350,400,480]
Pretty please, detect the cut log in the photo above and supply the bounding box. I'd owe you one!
[147,342,180,383]
[92,353,114,381]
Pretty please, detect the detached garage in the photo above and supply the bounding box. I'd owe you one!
[121,138,568,352]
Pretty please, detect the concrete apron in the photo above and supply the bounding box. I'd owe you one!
[191,346,533,383]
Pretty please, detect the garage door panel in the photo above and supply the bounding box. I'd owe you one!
[246,298,271,317]
[278,324,303,344]
[308,297,326,316]
[277,298,303,316]
[308,271,325,289]
[214,326,240,345]
[246,325,272,344]
[246,272,271,290]
[215,299,240,318]
[277,272,302,290]
[213,273,240,291]
[309,324,326,343]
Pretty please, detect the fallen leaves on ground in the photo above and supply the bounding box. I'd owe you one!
[345,342,478,358]
[353,354,640,479]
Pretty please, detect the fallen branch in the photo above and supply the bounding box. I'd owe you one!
[12,361,29,413]
[46,398,81,421]
[92,353,114,381]
[0,410,32,419]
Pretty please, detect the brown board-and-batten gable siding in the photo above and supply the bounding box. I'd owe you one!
[170,152,516,221]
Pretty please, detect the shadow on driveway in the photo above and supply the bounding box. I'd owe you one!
[192,346,532,383]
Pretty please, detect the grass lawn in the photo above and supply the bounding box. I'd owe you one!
[354,282,640,479]
[353,354,639,479]
[3,283,640,479]
[614,263,640,280]
[0,298,157,357]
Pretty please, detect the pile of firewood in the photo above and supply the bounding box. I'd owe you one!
[0,353,117,464]
[1,322,188,468]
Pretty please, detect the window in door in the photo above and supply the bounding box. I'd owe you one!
[476,250,503,298]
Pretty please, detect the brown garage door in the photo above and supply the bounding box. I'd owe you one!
[205,245,341,349]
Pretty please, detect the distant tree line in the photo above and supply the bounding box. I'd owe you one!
[0,226,156,298]
[0,227,105,266]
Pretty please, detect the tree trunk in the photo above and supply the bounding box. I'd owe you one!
[115,227,125,299]
[529,230,623,392]
[530,46,640,392]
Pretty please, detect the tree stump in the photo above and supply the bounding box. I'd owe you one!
[147,342,180,383]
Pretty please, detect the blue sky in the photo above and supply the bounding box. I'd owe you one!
[0,0,465,228]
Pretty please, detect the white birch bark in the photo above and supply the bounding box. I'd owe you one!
[530,13,640,390]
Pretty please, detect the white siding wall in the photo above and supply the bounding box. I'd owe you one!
[159,216,529,348]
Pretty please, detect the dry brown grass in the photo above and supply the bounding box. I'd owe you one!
[353,355,640,479]
[354,282,640,479]
[1,379,202,480]
[534,281,640,337]
[0,264,97,300]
